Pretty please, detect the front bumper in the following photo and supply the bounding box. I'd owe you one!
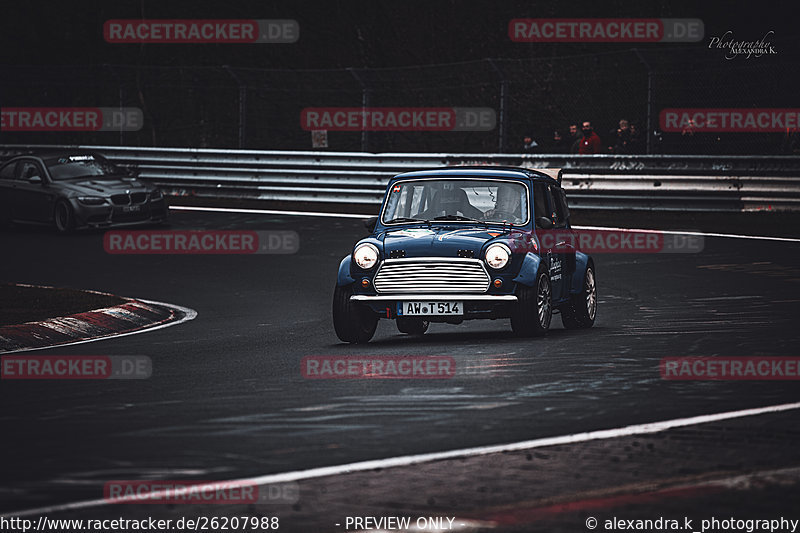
[351,293,518,321]
[73,199,168,229]
[351,294,517,302]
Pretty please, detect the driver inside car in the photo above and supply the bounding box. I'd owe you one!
[483,184,524,223]
[416,182,484,220]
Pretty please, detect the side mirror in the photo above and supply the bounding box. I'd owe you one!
[364,216,378,233]
[28,175,42,184]
[536,217,554,229]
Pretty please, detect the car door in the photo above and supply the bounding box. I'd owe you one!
[11,159,55,223]
[548,185,576,303]
[534,183,573,303]
[533,182,559,292]
[0,160,17,220]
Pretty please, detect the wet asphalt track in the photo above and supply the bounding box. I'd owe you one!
[1,209,799,528]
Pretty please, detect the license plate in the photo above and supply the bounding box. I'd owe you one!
[398,301,462,316]
[122,205,141,212]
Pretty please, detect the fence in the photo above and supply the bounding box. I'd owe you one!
[1,49,798,155]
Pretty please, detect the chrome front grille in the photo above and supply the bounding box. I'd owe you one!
[373,258,490,294]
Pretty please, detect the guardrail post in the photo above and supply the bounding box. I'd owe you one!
[488,59,508,153]
[634,49,654,155]
[349,68,371,152]
[106,64,125,146]
[223,66,247,149]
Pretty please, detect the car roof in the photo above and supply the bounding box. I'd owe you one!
[391,166,561,185]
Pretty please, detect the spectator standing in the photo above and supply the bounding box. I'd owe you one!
[522,135,540,153]
[781,128,800,155]
[679,118,697,154]
[610,119,632,153]
[551,130,572,153]
[578,121,603,154]
[628,123,644,154]
[567,123,581,154]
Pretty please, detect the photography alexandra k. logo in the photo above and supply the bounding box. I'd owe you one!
[708,30,777,59]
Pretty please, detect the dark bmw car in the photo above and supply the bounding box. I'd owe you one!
[0,150,167,233]
[333,166,597,343]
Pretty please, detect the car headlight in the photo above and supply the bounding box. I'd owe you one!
[485,243,511,270]
[77,196,107,206]
[353,243,379,270]
[150,189,163,200]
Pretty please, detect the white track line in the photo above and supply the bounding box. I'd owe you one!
[5,400,800,518]
[0,299,197,354]
[169,205,800,242]
[571,225,800,243]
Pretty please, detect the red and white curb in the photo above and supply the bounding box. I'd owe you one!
[0,293,197,354]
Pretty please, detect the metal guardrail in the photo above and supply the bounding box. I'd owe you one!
[1,145,799,212]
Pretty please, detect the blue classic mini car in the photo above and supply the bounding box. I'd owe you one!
[332,166,596,343]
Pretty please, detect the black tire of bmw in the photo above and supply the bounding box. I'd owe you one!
[332,284,378,343]
[561,264,597,329]
[511,270,552,337]
[54,200,75,234]
[396,317,429,335]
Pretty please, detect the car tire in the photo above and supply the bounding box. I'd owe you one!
[511,270,552,337]
[332,283,378,344]
[561,264,597,329]
[54,200,75,234]
[396,317,429,336]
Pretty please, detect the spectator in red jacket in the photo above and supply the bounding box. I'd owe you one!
[578,121,603,154]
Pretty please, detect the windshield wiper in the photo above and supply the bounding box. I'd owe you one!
[385,217,427,224]
[432,214,487,227]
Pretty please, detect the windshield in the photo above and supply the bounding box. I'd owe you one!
[382,179,529,225]
[44,154,125,180]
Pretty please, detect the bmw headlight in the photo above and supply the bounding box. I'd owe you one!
[353,243,379,270]
[77,196,107,206]
[485,243,511,270]
[150,189,163,200]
